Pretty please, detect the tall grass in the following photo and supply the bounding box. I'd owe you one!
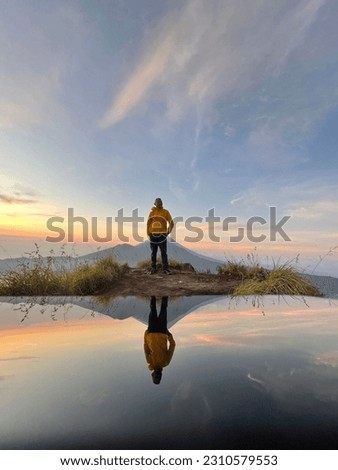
[0,254,128,296]
[218,254,321,297]
[233,264,321,296]
[217,253,267,281]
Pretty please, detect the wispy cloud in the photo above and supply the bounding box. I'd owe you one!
[0,177,39,205]
[228,177,338,246]
[99,27,176,128]
[100,0,327,129]
[289,201,338,220]
[0,193,37,205]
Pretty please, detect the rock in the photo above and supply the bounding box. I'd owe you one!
[181,263,195,272]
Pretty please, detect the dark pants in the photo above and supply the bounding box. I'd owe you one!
[148,296,168,333]
[150,233,168,270]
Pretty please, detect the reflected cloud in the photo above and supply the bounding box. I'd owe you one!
[247,373,265,387]
[0,356,37,361]
[315,351,338,368]
[245,352,338,411]
[1,294,338,449]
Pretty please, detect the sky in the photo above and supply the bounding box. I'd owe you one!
[0,0,338,274]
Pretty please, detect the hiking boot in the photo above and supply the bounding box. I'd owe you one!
[150,268,157,274]
[163,269,171,275]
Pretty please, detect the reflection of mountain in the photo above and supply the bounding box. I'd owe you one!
[0,295,221,328]
[73,295,222,327]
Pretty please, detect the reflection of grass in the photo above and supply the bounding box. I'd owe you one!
[218,254,321,297]
[0,253,128,296]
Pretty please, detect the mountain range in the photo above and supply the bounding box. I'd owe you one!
[0,239,223,273]
[0,240,337,298]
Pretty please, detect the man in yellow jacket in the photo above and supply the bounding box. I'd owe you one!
[144,296,176,385]
[147,198,174,274]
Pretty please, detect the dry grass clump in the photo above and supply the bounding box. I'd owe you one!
[232,263,321,297]
[69,257,128,295]
[0,255,128,296]
[218,252,321,297]
[0,260,63,296]
[217,258,267,281]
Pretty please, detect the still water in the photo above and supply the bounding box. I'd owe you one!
[1,294,338,449]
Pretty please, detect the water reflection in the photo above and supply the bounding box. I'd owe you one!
[0,294,220,327]
[1,295,338,449]
[144,297,176,384]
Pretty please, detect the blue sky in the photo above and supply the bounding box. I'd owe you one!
[0,0,338,274]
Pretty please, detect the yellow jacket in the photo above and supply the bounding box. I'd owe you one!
[144,331,176,370]
[147,207,174,236]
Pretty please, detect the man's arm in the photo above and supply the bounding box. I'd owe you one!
[144,330,151,362]
[166,210,174,234]
[166,331,176,364]
[147,210,153,237]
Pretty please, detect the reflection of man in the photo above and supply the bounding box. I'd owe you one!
[147,198,174,274]
[144,296,176,385]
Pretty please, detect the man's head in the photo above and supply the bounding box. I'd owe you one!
[151,368,163,385]
[154,198,163,208]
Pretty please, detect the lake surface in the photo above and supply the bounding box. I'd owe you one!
[1,294,338,450]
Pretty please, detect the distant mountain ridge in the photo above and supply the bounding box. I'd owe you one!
[77,239,223,272]
[0,239,224,273]
[0,240,337,298]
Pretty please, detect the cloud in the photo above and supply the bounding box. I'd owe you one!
[100,0,327,128]
[0,193,37,205]
[230,176,338,210]
[99,28,176,128]
[0,178,39,205]
[169,171,200,200]
[289,201,338,221]
[231,196,245,205]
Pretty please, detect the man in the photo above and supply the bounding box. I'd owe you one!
[144,296,176,385]
[147,197,174,274]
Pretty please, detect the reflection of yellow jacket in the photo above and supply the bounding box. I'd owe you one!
[144,331,176,370]
[147,207,174,236]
